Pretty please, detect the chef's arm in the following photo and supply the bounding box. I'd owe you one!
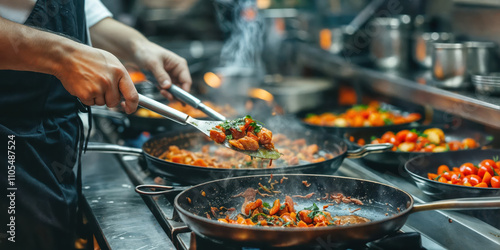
[0,17,138,113]
[89,17,192,99]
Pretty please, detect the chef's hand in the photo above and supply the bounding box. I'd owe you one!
[55,45,139,114]
[133,40,192,100]
[89,18,192,101]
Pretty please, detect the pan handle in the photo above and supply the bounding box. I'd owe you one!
[346,143,393,158]
[135,184,188,195]
[411,197,500,213]
[86,142,143,156]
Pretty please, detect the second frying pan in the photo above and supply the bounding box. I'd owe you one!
[136,174,500,248]
[87,129,391,184]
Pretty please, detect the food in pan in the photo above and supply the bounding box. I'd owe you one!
[209,115,275,151]
[156,133,333,168]
[428,159,500,188]
[352,128,479,152]
[135,101,236,118]
[212,186,369,228]
[303,102,421,127]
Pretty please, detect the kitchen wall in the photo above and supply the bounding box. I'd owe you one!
[426,0,500,46]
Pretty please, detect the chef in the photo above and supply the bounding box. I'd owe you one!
[0,0,191,249]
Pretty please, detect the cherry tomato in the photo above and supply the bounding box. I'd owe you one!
[437,165,450,175]
[447,141,462,151]
[478,159,496,175]
[463,174,482,186]
[405,132,418,143]
[491,176,500,188]
[388,135,399,146]
[496,161,500,169]
[381,131,395,143]
[461,138,477,149]
[478,165,494,179]
[395,130,410,143]
[450,172,462,184]
[423,144,436,152]
[442,170,458,180]
[459,163,478,176]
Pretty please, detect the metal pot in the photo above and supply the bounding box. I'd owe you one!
[369,15,411,70]
[412,32,454,68]
[431,43,469,89]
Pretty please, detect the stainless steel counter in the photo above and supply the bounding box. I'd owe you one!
[295,43,500,129]
[81,152,176,250]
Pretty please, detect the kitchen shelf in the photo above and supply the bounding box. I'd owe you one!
[294,43,500,129]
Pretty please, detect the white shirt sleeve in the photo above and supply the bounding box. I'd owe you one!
[85,0,113,28]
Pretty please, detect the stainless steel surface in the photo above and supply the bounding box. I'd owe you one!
[432,43,469,88]
[346,143,393,158]
[465,41,497,75]
[262,77,333,113]
[369,15,411,70]
[412,32,454,68]
[81,152,176,250]
[167,85,226,121]
[294,43,500,128]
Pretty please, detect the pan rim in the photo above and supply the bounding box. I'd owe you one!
[173,174,416,232]
[142,132,348,172]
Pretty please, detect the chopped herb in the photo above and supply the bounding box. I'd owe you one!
[463,145,469,150]
[254,127,262,133]
[383,118,394,125]
[445,144,450,151]
[279,204,286,210]
[246,161,253,166]
[305,113,316,118]
[434,174,442,181]
[226,134,233,140]
[263,202,271,208]
[250,213,268,223]
[487,135,494,141]
[278,217,285,223]
[493,156,499,162]
[370,136,378,141]
[304,203,319,211]
[282,222,292,227]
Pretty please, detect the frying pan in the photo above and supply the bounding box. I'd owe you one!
[405,149,500,200]
[297,103,424,137]
[345,125,493,170]
[135,174,500,248]
[87,129,392,185]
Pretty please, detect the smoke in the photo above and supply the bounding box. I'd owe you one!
[214,0,265,71]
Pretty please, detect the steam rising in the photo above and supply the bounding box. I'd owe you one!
[214,0,264,70]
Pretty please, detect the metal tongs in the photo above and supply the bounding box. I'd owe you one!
[138,93,281,160]
[166,84,226,122]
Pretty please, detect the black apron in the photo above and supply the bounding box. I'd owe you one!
[0,0,88,249]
